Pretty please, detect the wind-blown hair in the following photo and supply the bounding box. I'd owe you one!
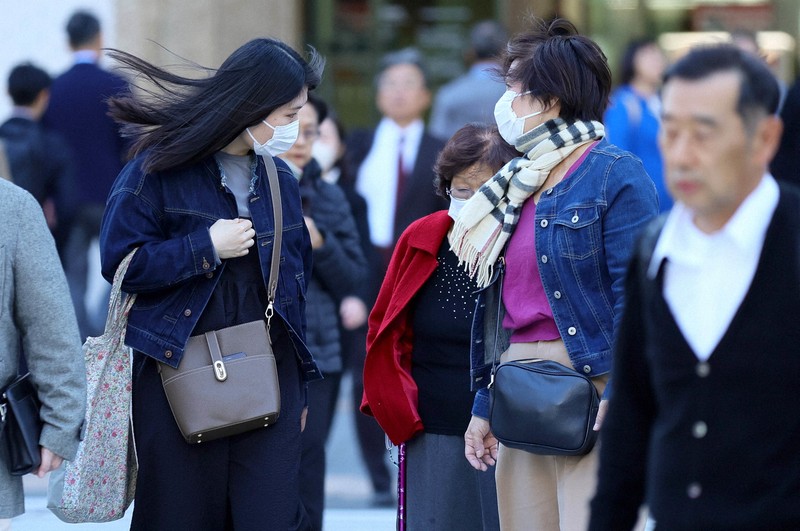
[107,38,325,173]
[503,18,611,122]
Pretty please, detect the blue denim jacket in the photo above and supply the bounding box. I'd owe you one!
[471,139,658,417]
[99,152,322,382]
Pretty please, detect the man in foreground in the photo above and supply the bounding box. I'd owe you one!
[590,45,800,530]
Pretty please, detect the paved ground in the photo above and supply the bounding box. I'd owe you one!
[13,495,396,530]
[13,374,398,529]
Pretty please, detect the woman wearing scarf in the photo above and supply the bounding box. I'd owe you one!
[454,18,658,530]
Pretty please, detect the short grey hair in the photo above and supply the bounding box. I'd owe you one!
[376,47,431,88]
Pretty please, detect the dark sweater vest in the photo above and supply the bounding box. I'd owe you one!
[639,187,800,529]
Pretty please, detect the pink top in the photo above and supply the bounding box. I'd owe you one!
[503,145,595,342]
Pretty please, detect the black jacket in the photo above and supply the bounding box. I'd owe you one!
[0,116,75,248]
[590,184,800,531]
[300,159,367,373]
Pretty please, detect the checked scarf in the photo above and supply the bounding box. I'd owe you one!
[449,118,604,287]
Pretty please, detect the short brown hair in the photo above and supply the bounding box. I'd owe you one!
[503,18,611,122]
[433,123,521,197]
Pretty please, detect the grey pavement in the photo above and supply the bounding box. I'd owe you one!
[14,374,397,529]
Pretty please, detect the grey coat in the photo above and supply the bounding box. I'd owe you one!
[0,179,86,518]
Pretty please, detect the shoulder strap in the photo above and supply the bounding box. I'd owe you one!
[261,155,283,330]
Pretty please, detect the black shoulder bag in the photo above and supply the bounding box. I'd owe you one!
[487,258,601,456]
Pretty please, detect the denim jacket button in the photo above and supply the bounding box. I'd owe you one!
[567,326,577,335]
[164,350,173,359]
[554,291,562,299]
[546,188,553,195]
[571,214,579,223]
[183,309,192,317]
[541,255,548,264]
[205,272,214,279]
[696,362,710,377]
[540,219,548,228]
[583,365,591,374]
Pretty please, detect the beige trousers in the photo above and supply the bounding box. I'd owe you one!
[495,340,608,531]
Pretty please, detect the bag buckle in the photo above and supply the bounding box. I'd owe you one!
[265,302,274,329]
[0,402,6,424]
[213,360,228,382]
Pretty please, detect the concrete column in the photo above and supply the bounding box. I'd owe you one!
[115,0,301,68]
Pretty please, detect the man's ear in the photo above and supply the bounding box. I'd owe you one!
[753,114,783,167]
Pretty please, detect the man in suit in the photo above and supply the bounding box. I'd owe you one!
[589,45,800,530]
[42,10,128,339]
[344,47,447,506]
[0,179,86,530]
[429,20,508,140]
[0,62,75,253]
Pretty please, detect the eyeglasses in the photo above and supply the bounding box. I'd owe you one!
[299,128,319,142]
[446,187,476,200]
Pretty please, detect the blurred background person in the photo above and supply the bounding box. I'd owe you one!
[604,38,670,211]
[362,123,518,530]
[455,18,658,530]
[429,20,508,140]
[0,179,86,531]
[313,114,347,184]
[279,94,368,531]
[0,62,75,254]
[343,47,447,507]
[771,74,800,185]
[42,10,128,339]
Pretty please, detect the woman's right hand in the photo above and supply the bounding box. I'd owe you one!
[210,218,256,259]
[464,415,498,471]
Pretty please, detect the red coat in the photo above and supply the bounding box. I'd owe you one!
[360,210,452,444]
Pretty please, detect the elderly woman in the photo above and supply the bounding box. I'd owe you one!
[362,124,519,530]
[453,19,659,530]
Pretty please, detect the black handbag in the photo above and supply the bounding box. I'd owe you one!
[487,260,601,456]
[0,372,43,475]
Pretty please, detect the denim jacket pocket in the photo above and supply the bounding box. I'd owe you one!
[554,205,601,260]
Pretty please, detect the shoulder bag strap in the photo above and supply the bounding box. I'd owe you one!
[487,256,505,386]
[261,155,283,330]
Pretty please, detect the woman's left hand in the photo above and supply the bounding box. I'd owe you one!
[593,399,609,431]
[304,216,324,249]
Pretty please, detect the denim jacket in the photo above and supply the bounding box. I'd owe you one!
[99,152,322,382]
[470,139,658,418]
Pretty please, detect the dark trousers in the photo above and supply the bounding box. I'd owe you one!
[64,204,109,339]
[299,372,343,530]
[341,325,392,495]
[130,350,307,531]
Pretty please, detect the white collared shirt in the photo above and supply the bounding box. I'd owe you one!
[73,50,100,65]
[356,117,424,247]
[647,174,779,361]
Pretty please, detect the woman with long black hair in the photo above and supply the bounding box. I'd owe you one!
[99,39,324,529]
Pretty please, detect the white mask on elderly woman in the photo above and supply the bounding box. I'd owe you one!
[494,90,543,146]
[447,196,468,221]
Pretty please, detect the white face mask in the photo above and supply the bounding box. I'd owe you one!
[247,119,300,157]
[494,90,544,145]
[312,141,338,173]
[447,196,468,221]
